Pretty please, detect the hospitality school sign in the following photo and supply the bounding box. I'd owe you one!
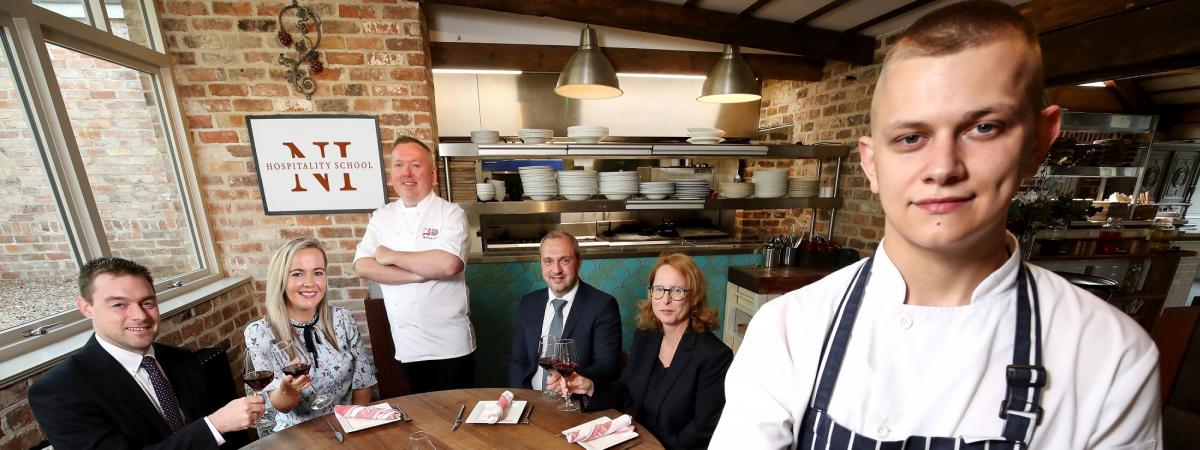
[247,115,386,214]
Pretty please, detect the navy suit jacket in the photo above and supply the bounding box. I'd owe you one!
[586,329,733,449]
[508,281,622,388]
[29,335,227,450]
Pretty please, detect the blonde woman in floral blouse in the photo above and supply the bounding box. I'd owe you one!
[244,237,378,432]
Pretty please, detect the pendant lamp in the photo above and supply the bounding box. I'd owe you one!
[555,26,622,100]
[698,45,761,103]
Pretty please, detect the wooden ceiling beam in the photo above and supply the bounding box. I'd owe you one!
[739,0,775,18]
[430,42,825,81]
[681,0,700,7]
[1041,0,1200,85]
[423,0,875,65]
[845,0,937,34]
[1103,79,1155,113]
[794,0,854,25]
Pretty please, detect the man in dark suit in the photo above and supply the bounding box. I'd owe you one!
[29,257,264,449]
[508,230,622,390]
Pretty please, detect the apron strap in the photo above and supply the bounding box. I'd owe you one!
[1000,264,1045,446]
[808,256,874,411]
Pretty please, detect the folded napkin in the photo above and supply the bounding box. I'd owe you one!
[565,414,634,443]
[334,405,401,421]
[480,390,514,424]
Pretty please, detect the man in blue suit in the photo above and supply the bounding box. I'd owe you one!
[508,230,622,390]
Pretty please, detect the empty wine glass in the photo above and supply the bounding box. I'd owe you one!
[537,334,559,398]
[555,339,579,411]
[242,348,276,429]
[278,339,334,410]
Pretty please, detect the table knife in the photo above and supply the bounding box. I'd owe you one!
[451,404,465,431]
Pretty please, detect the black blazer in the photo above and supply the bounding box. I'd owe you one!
[508,281,622,388]
[29,335,227,450]
[586,329,733,450]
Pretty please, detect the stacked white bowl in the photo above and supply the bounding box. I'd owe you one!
[518,129,554,144]
[567,125,609,144]
[789,177,819,198]
[753,169,789,198]
[488,179,506,201]
[639,181,675,200]
[671,179,712,199]
[556,170,599,201]
[598,171,639,200]
[517,166,558,201]
[475,182,496,201]
[686,127,725,144]
[719,182,752,199]
[470,129,500,144]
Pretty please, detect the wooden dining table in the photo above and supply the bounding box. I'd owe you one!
[244,388,664,449]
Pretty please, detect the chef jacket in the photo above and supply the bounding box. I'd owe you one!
[711,235,1161,450]
[354,192,476,362]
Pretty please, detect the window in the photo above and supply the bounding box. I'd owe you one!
[0,0,219,375]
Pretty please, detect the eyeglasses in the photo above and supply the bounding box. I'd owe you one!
[648,286,689,302]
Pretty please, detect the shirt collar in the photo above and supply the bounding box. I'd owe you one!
[547,281,581,304]
[395,191,437,213]
[871,232,1021,306]
[95,333,157,376]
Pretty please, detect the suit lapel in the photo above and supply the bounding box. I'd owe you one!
[646,332,696,415]
[627,331,660,412]
[155,344,201,423]
[560,282,588,339]
[79,336,172,437]
[527,288,550,365]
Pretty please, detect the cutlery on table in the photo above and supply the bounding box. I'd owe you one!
[323,418,345,444]
[451,404,465,431]
[519,404,533,424]
[392,403,412,421]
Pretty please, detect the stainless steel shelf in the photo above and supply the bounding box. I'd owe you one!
[1037,166,1141,177]
[1059,111,1156,134]
[460,196,842,214]
[439,142,851,159]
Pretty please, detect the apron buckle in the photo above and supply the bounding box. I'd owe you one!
[998,398,1044,425]
[1005,364,1047,388]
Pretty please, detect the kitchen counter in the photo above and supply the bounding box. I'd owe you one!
[728,265,836,295]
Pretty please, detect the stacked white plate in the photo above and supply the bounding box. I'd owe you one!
[753,169,789,198]
[639,181,675,200]
[719,182,752,199]
[518,129,554,144]
[568,125,609,144]
[470,130,500,144]
[475,182,496,201]
[557,170,598,201]
[517,166,558,201]
[598,171,639,200]
[789,177,819,198]
[687,127,725,145]
[671,179,712,200]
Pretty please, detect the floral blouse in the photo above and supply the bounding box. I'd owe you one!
[243,306,378,433]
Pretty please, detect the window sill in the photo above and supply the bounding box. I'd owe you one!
[0,276,251,389]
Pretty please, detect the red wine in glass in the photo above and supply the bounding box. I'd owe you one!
[243,370,274,391]
[537,357,558,371]
[553,361,577,377]
[282,362,311,378]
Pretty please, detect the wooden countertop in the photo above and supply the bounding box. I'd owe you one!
[728,265,835,295]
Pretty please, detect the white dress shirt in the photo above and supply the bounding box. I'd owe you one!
[94,336,225,444]
[532,282,580,390]
[711,236,1161,450]
[354,192,476,362]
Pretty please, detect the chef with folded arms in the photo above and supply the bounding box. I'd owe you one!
[711,1,1161,449]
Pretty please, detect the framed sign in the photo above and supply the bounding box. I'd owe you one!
[246,114,386,215]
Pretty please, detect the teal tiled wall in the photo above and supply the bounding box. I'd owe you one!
[467,253,758,387]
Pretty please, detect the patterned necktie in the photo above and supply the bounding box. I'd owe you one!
[542,298,568,388]
[141,356,185,433]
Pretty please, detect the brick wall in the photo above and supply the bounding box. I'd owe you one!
[0,281,256,450]
[747,37,893,255]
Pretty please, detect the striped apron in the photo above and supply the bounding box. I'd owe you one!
[797,256,1046,450]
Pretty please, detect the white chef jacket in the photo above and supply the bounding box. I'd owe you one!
[354,192,476,362]
[711,236,1161,450]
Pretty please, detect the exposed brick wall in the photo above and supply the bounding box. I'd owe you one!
[0,282,256,450]
[746,37,893,255]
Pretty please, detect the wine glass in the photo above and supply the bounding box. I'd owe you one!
[242,347,276,429]
[537,334,559,398]
[279,339,335,410]
[409,430,437,449]
[554,339,579,411]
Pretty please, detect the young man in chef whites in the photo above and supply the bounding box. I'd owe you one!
[711,1,1161,449]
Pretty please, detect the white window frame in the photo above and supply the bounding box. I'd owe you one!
[0,0,224,384]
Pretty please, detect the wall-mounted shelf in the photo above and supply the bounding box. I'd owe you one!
[460,197,843,215]
[439,143,851,159]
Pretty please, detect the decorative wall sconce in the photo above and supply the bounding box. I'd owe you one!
[276,0,324,100]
